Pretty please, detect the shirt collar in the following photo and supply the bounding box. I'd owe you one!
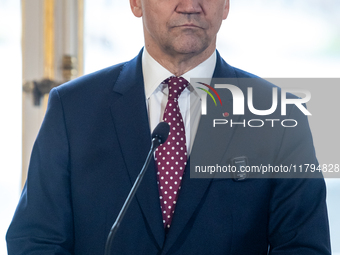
[142,48,216,99]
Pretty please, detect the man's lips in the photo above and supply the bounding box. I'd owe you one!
[174,24,202,29]
[181,24,199,27]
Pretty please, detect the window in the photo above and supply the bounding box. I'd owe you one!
[0,0,22,254]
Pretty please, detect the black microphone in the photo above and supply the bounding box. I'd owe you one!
[151,121,170,147]
[104,122,170,255]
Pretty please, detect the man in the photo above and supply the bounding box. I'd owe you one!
[7,0,331,254]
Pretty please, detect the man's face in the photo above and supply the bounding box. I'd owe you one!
[130,0,229,57]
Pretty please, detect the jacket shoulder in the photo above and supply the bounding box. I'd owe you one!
[55,62,126,97]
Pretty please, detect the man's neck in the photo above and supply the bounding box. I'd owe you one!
[144,44,216,77]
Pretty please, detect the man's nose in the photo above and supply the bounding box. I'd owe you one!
[175,0,203,14]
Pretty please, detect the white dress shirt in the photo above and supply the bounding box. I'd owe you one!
[142,49,216,156]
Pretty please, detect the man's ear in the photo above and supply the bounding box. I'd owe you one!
[130,0,143,18]
[223,0,230,20]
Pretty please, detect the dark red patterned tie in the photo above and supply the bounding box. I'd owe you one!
[155,76,189,230]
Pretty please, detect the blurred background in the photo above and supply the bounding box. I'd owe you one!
[0,0,339,254]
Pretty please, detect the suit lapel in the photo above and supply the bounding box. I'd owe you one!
[109,51,165,249]
[161,51,243,253]
[109,50,244,252]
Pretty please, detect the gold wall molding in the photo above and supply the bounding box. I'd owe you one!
[44,0,55,80]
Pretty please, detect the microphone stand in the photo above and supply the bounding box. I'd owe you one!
[104,137,162,255]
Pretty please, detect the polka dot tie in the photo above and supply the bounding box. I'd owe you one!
[155,76,189,231]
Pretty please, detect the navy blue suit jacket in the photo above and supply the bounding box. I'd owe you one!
[7,50,331,254]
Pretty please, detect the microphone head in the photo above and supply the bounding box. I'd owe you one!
[152,122,170,145]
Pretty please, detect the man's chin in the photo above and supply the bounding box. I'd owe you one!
[170,38,208,55]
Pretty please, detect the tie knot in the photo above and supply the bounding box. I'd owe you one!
[163,76,189,100]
